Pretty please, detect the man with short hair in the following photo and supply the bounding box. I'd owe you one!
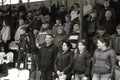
[38,34,58,80]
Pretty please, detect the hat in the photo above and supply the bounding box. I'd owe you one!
[116,24,120,29]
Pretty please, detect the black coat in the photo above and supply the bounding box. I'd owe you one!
[38,43,58,71]
[54,49,73,74]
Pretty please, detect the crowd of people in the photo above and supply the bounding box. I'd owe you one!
[0,0,120,80]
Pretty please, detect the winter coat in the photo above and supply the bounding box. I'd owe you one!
[72,50,90,76]
[1,26,11,42]
[54,49,73,74]
[111,33,120,55]
[38,43,58,71]
[93,47,116,75]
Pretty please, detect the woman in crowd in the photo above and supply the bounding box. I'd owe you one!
[92,37,116,80]
[54,41,73,80]
[72,40,90,80]
[1,19,11,51]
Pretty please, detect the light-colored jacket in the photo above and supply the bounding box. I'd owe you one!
[1,26,11,42]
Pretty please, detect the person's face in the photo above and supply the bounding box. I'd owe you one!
[3,21,5,26]
[104,1,110,8]
[116,29,120,35]
[56,20,61,24]
[97,40,105,49]
[60,7,65,12]
[105,10,112,19]
[42,23,49,29]
[45,35,53,44]
[19,19,24,26]
[78,42,85,51]
[98,30,105,35]
[90,12,97,18]
[1,47,4,52]
[33,29,38,35]
[65,16,70,22]
[73,24,80,31]
[74,4,79,11]
[62,43,69,51]
[58,28,63,34]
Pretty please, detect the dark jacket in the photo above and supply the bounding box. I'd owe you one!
[111,33,120,55]
[38,43,58,71]
[93,47,116,74]
[54,49,73,74]
[72,50,90,76]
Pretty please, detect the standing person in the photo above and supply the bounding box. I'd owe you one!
[1,19,11,51]
[17,28,29,69]
[38,34,58,80]
[111,24,120,65]
[54,41,73,80]
[92,37,116,80]
[72,40,90,80]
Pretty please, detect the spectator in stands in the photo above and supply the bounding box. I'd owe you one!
[54,41,73,80]
[72,40,90,80]
[38,34,58,80]
[17,28,29,69]
[100,0,117,23]
[92,37,116,80]
[70,3,80,21]
[14,19,26,42]
[68,23,87,50]
[31,10,42,30]
[64,14,71,35]
[44,15,54,29]
[36,21,52,49]
[52,17,62,36]
[93,0,104,20]
[87,10,100,54]
[101,9,117,35]
[111,24,120,65]
[18,0,26,15]
[57,5,68,24]
[1,19,11,51]
[93,25,111,56]
[54,26,67,49]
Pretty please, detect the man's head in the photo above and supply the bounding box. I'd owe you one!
[104,0,110,9]
[97,25,106,35]
[105,10,112,20]
[45,34,53,45]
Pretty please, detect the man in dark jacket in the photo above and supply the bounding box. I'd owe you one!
[38,34,58,80]
[111,24,120,65]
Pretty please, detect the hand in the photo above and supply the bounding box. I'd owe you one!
[71,75,74,79]
[57,71,61,75]
[82,76,88,80]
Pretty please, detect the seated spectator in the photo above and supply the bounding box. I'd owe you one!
[54,27,67,49]
[52,17,62,36]
[64,14,71,35]
[14,19,26,42]
[68,23,87,50]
